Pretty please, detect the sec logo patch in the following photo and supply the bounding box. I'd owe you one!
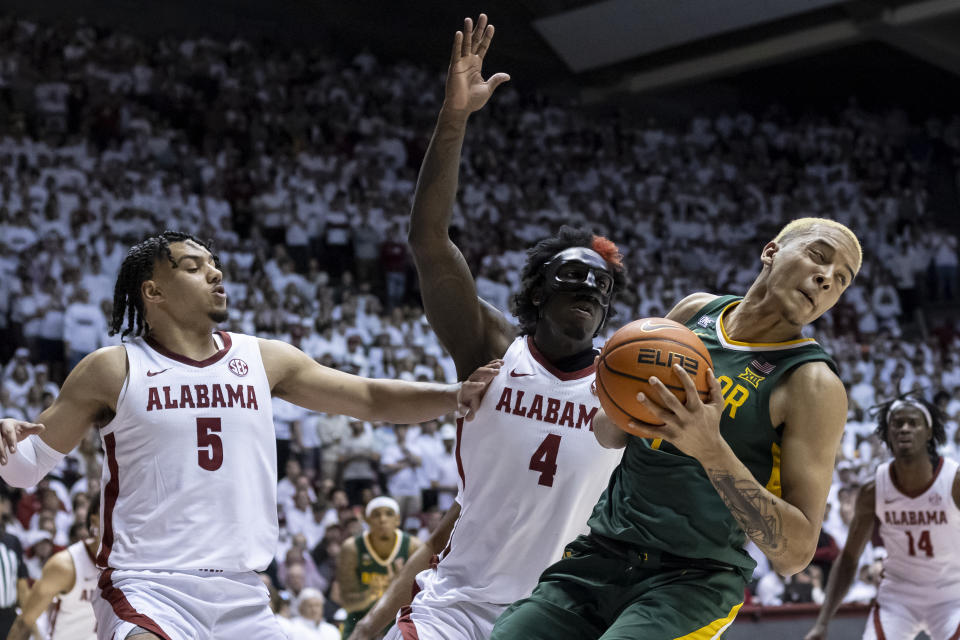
[228,358,249,377]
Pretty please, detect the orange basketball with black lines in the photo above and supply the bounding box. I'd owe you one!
[596,317,713,434]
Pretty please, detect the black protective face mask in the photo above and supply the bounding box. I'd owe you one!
[541,247,614,307]
[540,247,614,336]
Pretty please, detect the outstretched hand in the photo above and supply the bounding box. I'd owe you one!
[444,14,510,116]
[457,359,504,421]
[627,364,726,462]
[0,419,45,465]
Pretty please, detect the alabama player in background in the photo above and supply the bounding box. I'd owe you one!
[349,15,625,640]
[805,395,960,640]
[0,230,499,640]
[7,494,100,640]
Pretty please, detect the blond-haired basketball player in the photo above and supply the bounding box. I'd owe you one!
[490,217,862,639]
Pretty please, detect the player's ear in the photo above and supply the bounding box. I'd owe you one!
[141,279,163,303]
[760,241,780,267]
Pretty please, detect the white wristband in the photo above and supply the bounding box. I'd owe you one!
[0,435,65,488]
[454,382,464,418]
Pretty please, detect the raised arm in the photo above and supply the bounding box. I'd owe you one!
[634,361,847,575]
[0,346,124,487]
[260,339,500,423]
[347,502,461,640]
[6,550,76,640]
[804,483,876,640]
[408,14,513,377]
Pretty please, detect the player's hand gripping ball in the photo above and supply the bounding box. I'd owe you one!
[597,318,713,436]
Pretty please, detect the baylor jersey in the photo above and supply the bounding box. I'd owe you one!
[342,530,412,637]
[355,529,411,586]
[588,295,837,576]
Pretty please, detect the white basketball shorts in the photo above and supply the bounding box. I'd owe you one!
[94,568,286,640]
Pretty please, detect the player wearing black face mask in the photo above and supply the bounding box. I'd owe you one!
[345,20,632,640]
[540,247,615,340]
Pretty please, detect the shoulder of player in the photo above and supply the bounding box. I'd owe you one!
[450,300,513,378]
[40,549,76,590]
[408,534,423,550]
[774,361,845,437]
[480,298,515,351]
[665,292,719,324]
[62,346,127,401]
[340,535,359,554]
[780,360,845,404]
[256,337,297,360]
[952,462,960,508]
[256,337,313,379]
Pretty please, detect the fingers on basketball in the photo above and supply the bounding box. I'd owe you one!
[596,318,713,433]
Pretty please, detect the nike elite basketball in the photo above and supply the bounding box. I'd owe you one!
[597,318,713,434]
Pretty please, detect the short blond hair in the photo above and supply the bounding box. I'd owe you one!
[774,217,862,271]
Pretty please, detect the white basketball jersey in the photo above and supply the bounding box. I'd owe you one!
[48,541,98,640]
[875,457,960,602]
[99,331,277,573]
[418,337,623,605]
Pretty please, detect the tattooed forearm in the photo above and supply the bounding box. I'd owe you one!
[707,469,786,556]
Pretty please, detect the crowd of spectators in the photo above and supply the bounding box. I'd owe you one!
[1,15,960,631]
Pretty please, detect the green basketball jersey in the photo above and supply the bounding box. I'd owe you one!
[354,529,412,587]
[587,295,837,576]
[342,530,412,638]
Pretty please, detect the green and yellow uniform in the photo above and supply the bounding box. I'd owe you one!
[341,529,412,639]
[491,295,837,639]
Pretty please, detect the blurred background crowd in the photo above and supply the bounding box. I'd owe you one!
[0,13,959,633]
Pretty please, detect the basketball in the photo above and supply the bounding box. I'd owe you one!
[597,318,714,434]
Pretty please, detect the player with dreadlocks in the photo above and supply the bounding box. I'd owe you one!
[0,230,501,640]
[806,393,960,640]
[108,231,225,339]
[348,15,625,640]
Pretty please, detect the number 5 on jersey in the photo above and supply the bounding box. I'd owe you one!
[197,417,224,471]
[529,434,562,487]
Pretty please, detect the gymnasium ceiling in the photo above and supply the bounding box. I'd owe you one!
[4,0,960,106]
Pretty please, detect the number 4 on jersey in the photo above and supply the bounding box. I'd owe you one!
[529,434,562,487]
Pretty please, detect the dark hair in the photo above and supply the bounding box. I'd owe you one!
[68,522,86,544]
[511,226,627,336]
[110,231,218,339]
[872,392,946,464]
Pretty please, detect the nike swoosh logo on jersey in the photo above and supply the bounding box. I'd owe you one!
[510,368,533,377]
[884,498,899,504]
[146,368,172,377]
[640,320,675,332]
